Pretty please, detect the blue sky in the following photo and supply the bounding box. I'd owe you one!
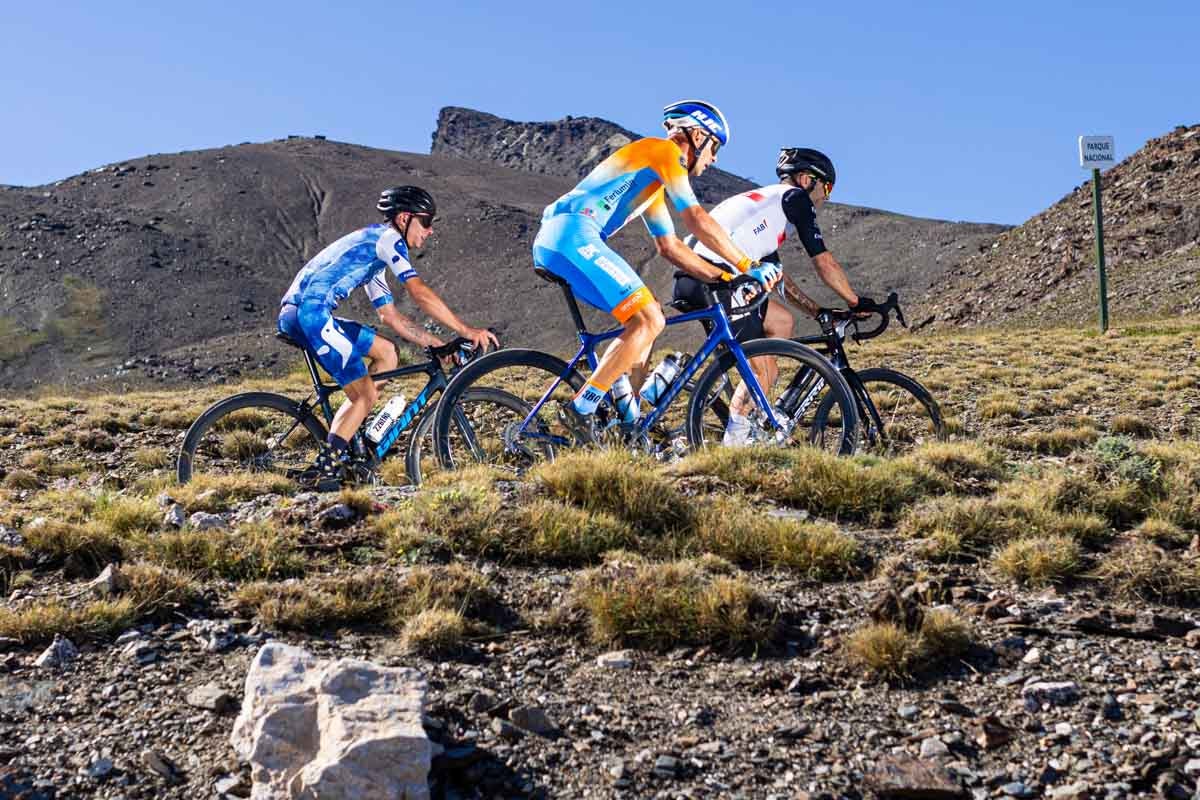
[2,1,1196,225]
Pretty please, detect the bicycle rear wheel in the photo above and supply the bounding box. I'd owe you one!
[686,339,859,455]
[815,367,945,455]
[177,392,327,484]
[432,349,587,474]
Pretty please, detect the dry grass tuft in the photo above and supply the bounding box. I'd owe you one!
[169,472,296,512]
[999,426,1099,455]
[508,500,636,565]
[573,559,776,651]
[533,450,693,535]
[992,535,1083,585]
[21,519,125,575]
[400,609,469,656]
[137,523,306,581]
[132,447,171,468]
[0,599,136,645]
[903,441,1006,492]
[395,563,495,620]
[1109,414,1155,438]
[75,429,117,452]
[233,572,397,631]
[676,446,945,524]
[901,492,1108,560]
[1133,518,1192,549]
[845,608,972,680]
[1092,539,1200,603]
[2,469,39,490]
[688,499,859,578]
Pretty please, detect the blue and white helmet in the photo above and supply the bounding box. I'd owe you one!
[662,99,730,146]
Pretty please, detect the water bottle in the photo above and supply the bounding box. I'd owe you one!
[639,353,681,406]
[364,394,407,443]
[610,375,639,423]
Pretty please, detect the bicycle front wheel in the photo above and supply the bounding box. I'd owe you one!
[405,387,542,485]
[177,392,327,484]
[816,367,946,454]
[432,349,587,474]
[686,339,859,455]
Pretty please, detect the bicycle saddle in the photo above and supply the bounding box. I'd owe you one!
[533,266,571,287]
[274,331,305,349]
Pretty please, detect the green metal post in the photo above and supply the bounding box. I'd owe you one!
[1092,168,1109,332]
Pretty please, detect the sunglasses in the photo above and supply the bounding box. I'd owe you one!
[807,174,832,197]
[692,130,720,157]
[413,214,435,228]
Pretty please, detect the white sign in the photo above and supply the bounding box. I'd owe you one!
[1079,136,1115,170]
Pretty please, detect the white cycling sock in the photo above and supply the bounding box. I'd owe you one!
[722,413,752,446]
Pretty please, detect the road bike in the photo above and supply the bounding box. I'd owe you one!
[797,293,946,453]
[177,330,517,487]
[430,269,859,474]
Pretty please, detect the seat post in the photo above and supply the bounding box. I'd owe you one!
[559,284,589,335]
[534,266,590,335]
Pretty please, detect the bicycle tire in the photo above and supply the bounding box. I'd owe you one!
[686,338,860,455]
[405,387,537,485]
[177,392,328,483]
[814,367,945,453]
[433,348,587,472]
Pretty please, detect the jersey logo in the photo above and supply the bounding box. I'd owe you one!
[752,219,768,236]
[392,255,400,263]
[319,317,355,367]
[746,191,765,202]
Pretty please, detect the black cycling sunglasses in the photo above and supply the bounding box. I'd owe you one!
[413,213,435,228]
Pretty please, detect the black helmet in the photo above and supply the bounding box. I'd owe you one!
[776,148,836,184]
[377,185,436,219]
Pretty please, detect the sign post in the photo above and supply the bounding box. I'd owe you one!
[1079,135,1115,332]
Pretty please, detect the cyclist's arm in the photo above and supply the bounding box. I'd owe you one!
[811,252,859,307]
[782,188,858,306]
[679,206,753,271]
[779,271,822,318]
[654,234,730,281]
[404,278,499,350]
[648,139,752,272]
[377,302,443,348]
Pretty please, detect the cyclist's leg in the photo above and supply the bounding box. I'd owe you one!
[296,304,379,442]
[367,335,398,387]
[725,295,773,418]
[534,217,662,414]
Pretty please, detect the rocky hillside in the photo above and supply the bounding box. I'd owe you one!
[2,321,1200,798]
[0,138,576,389]
[920,124,1200,328]
[0,109,1006,391]
[432,106,757,204]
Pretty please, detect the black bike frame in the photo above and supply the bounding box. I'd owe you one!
[518,300,781,445]
[790,326,887,445]
[296,350,461,462]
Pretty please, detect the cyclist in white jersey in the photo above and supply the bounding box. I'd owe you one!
[671,149,876,444]
[278,186,498,488]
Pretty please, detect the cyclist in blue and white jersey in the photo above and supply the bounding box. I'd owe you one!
[278,185,499,488]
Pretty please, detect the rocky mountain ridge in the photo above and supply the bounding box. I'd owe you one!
[1,108,1008,390]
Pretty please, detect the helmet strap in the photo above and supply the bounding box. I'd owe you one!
[686,130,711,172]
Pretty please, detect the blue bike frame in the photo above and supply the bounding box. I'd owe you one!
[518,300,782,443]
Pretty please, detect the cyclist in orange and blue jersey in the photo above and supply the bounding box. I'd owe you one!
[532,100,782,442]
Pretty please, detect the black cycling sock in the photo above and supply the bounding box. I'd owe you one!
[327,434,348,454]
